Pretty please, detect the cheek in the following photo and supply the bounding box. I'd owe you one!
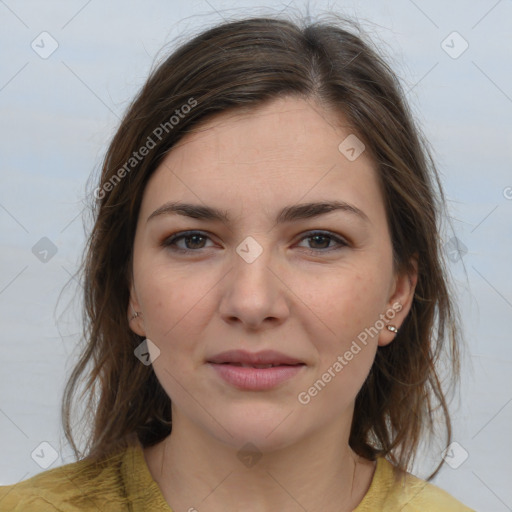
[295,268,387,396]
[135,261,214,348]
[296,267,387,346]
[134,264,214,404]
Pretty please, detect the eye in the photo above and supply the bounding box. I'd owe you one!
[161,230,349,255]
[161,231,216,253]
[296,231,348,253]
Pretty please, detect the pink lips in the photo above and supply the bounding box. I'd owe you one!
[207,350,305,390]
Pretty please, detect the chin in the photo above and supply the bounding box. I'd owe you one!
[206,406,303,452]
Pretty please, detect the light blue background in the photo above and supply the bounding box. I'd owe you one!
[1,1,511,510]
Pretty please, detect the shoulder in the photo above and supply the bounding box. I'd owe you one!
[393,472,476,511]
[356,457,476,512]
[0,446,130,512]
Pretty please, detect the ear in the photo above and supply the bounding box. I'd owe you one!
[378,253,418,347]
[128,280,146,337]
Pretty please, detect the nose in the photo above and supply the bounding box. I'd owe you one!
[218,238,290,330]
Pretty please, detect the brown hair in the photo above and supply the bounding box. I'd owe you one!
[62,13,462,480]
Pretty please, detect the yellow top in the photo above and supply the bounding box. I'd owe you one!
[0,439,475,511]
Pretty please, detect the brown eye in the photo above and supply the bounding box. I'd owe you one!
[162,231,214,253]
[296,231,348,253]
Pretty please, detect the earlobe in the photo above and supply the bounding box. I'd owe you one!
[378,255,418,347]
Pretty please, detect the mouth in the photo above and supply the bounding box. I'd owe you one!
[206,350,306,390]
[207,349,304,367]
[216,362,303,369]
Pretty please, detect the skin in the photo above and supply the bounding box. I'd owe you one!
[128,96,418,512]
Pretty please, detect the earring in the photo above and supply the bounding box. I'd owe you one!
[386,325,398,333]
[129,304,142,321]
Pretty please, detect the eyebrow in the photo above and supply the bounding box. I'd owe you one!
[147,200,370,226]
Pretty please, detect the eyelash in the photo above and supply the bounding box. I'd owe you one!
[161,230,349,255]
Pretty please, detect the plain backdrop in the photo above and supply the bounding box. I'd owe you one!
[1,1,511,510]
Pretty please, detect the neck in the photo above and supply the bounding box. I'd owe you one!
[144,413,376,512]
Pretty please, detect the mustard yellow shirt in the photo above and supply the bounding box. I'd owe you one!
[0,440,476,511]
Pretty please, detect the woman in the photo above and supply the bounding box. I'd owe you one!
[0,14,475,512]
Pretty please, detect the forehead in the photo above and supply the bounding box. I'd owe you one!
[140,96,385,225]
[178,96,360,163]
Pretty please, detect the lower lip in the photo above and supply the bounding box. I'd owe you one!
[208,363,305,390]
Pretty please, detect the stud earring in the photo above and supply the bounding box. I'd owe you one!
[386,325,398,333]
[129,304,142,321]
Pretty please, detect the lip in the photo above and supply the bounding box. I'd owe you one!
[207,349,303,366]
[207,350,306,391]
[208,363,305,390]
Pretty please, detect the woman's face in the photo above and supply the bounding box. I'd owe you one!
[129,96,416,451]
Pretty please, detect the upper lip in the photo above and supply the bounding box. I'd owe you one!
[207,350,304,366]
